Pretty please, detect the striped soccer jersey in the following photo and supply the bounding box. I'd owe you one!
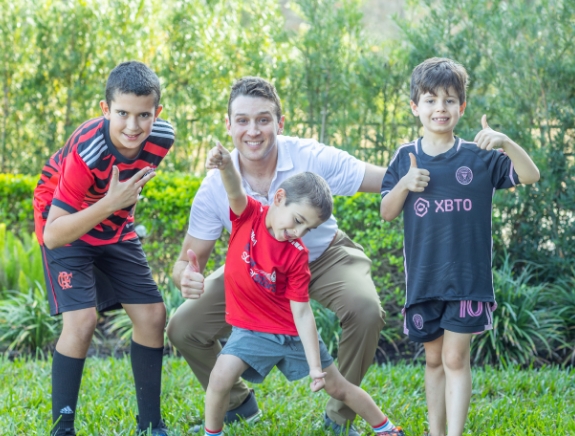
[34,116,174,246]
[381,137,519,307]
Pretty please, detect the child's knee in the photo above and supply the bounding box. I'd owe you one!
[207,373,234,395]
[442,349,470,371]
[62,309,98,339]
[138,303,166,330]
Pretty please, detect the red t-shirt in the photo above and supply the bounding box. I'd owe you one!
[33,117,174,246]
[225,196,311,335]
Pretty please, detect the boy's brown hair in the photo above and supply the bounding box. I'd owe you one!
[279,172,333,222]
[410,57,468,105]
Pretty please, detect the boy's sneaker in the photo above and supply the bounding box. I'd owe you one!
[224,389,262,424]
[323,413,361,436]
[136,417,170,435]
[376,427,406,436]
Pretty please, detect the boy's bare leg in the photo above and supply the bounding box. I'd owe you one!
[423,336,446,436]
[124,302,166,347]
[205,354,250,431]
[442,331,472,436]
[57,308,98,357]
[322,364,388,427]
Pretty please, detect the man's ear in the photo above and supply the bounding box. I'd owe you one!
[100,100,110,119]
[225,115,231,136]
[274,188,286,206]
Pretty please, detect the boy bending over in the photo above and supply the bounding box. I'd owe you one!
[201,142,405,436]
[33,61,174,436]
[380,57,539,436]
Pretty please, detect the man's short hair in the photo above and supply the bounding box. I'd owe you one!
[105,61,161,108]
[279,172,333,222]
[228,76,282,122]
[410,57,468,105]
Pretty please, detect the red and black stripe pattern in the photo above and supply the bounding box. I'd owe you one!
[34,117,174,246]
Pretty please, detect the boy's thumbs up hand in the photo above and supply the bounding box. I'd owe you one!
[481,113,490,130]
[180,248,205,299]
[206,141,232,170]
[474,114,511,151]
[402,152,430,192]
[410,152,418,168]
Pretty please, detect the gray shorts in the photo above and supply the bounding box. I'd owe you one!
[220,327,334,383]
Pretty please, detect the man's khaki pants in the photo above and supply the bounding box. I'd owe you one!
[167,230,386,425]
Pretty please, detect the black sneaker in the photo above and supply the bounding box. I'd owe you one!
[136,417,170,435]
[224,389,262,424]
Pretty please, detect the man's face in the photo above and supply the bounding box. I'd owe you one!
[226,95,285,164]
[100,92,162,159]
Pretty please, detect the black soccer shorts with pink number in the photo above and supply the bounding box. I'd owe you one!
[404,300,496,343]
[41,239,163,316]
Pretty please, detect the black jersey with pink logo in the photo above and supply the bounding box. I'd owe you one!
[381,137,519,307]
[33,116,174,246]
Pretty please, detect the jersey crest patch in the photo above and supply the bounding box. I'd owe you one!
[456,166,473,185]
[58,271,73,290]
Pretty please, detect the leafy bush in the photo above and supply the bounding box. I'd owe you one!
[0,175,36,235]
[0,223,44,297]
[543,272,575,365]
[0,285,60,356]
[470,257,565,367]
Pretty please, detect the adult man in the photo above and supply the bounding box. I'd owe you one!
[167,77,386,435]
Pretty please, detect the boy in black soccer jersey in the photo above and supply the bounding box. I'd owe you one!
[380,58,539,436]
[33,61,174,436]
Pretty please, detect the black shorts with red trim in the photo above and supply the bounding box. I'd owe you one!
[404,300,496,343]
[41,239,163,316]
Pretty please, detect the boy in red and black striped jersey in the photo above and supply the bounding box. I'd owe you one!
[33,61,174,436]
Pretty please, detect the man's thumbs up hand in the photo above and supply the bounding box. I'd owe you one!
[180,249,205,299]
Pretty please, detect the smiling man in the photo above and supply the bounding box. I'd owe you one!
[167,76,387,435]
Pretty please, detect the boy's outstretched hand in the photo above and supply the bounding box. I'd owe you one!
[180,249,205,299]
[309,368,327,392]
[206,141,232,170]
[107,165,155,210]
[402,152,430,192]
[474,114,511,151]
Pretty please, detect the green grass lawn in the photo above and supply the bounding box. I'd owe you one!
[1,356,573,435]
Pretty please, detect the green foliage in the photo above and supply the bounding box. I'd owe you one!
[0,286,60,355]
[543,272,575,365]
[0,174,36,235]
[0,223,44,296]
[470,257,565,367]
[1,357,574,434]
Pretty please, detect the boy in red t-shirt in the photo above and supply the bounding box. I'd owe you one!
[199,143,405,436]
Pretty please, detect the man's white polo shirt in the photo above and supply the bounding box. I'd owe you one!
[188,135,365,262]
